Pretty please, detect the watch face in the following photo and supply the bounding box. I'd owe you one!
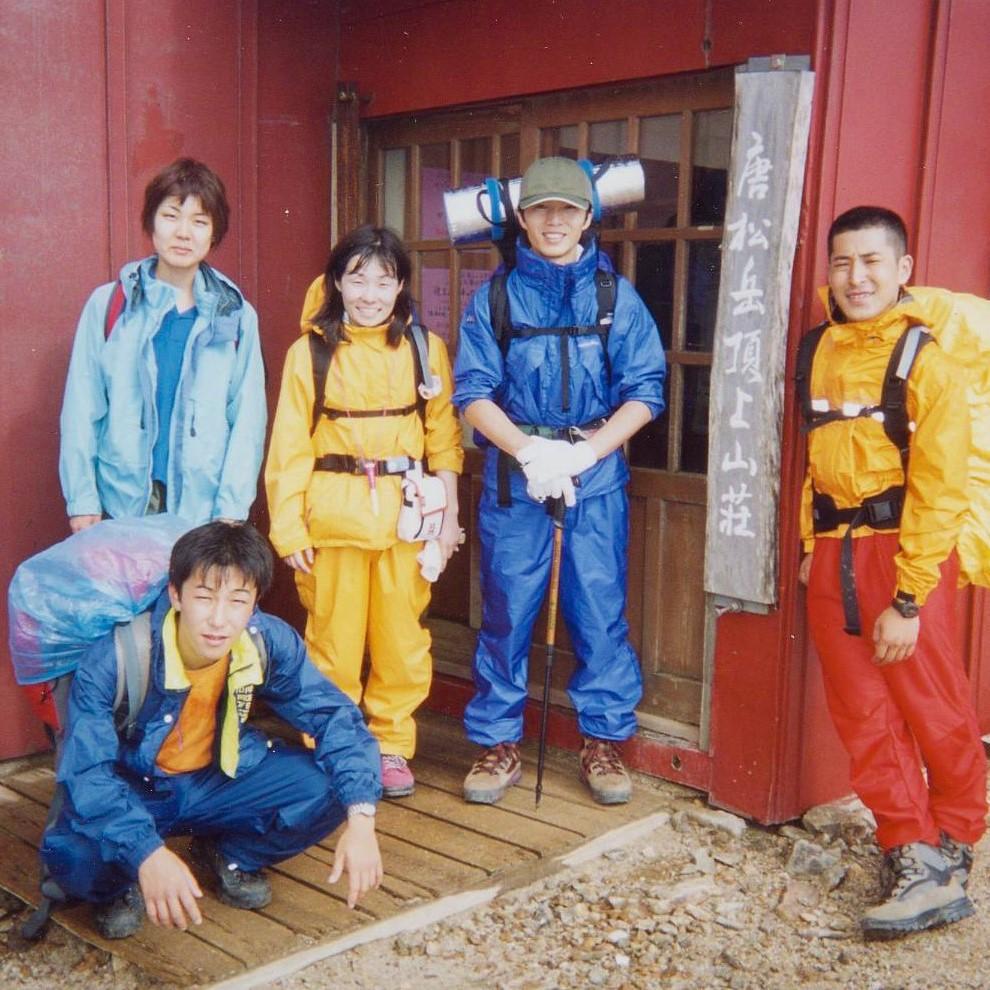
[893,598,919,618]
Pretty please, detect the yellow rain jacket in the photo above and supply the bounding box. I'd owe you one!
[800,286,989,604]
[267,276,463,557]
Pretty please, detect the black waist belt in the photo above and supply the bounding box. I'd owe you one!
[496,418,608,508]
[813,485,903,636]
[322,402,419,420]
[314,454,421,476]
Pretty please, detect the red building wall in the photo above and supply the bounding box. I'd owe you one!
[0,0,339,759]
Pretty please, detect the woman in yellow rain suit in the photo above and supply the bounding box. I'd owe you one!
[266,226,463,797]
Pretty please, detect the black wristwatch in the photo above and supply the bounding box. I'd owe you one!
[891,592,920,619]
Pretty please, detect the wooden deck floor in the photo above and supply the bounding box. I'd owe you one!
[0,712,669,988]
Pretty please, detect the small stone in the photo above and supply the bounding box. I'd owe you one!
[692,847,718,874]
[614,952,631,969]
[424,940,442,957]
[715,915,745,930]
[798,927,854,940]
[713,850,743,867]
[824,862,849,890]
[606,929,629,945]
[785,838,842,877]
[780,824,813,842]
[778,877,822,920]
[685,807,748,838]
[587,965,608,986]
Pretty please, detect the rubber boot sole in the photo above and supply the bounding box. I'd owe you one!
[382,782,415,799]
[861,894,975,941]
[463,766,522,804]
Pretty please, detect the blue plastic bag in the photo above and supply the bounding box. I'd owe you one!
[8,515,194,685]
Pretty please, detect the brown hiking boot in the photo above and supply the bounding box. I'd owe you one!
[580,738,632,805]
[463,743,522,804]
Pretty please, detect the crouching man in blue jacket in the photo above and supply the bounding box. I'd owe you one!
[41,521,383,939]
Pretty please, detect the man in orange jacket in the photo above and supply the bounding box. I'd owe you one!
[798,206,986,940]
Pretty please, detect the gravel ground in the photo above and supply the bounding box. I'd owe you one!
[2,770,988,990]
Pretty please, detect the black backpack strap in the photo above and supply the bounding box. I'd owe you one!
[593,269,616,387]
[308,332,335,435]
[488,272,511,358]
[794,321,829,425]
[880,325,933,470]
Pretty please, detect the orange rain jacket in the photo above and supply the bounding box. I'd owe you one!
[799,286,990,605]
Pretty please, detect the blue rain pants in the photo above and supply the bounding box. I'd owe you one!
[464,485,643,746]
[41,742,344,904]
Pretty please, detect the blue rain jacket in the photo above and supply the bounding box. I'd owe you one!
[453,240,666,502]
[59,258,267,522]
[52,591,381,875]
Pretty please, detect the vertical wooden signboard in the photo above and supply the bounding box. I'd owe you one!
[704,58,814,610]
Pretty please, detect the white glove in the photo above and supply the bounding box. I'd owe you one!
[526,474,576,507]
[517,438,597,483]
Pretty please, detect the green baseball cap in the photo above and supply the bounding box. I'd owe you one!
[518,157,593,210]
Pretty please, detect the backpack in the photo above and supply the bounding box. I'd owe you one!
[307,322,434,435]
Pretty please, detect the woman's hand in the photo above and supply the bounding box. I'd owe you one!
[284,547,315,574]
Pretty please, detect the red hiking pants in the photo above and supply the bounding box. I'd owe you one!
[807,533,986,850]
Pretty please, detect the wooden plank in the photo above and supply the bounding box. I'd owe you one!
[0,825,240,985]
[272,849,417,918]
[373,801,538,874]
[704,64,815,607]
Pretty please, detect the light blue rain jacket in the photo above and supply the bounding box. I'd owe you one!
[59,257,266,522]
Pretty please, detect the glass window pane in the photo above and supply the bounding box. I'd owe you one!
[589,119,627,229]
[459,136,491,186]
[628,410,669,471]
[459,250,494,327]
[499,132,520,177]
[420,143,451,240]
[419,251,451,341]
[598,240,622,272]
[633,242,675,352]
[638,114,680,229]
[685,240,721,352]
[383,148,407,236]
[680,365,710,474]
[691,109,733,226]
[540,125,578,158]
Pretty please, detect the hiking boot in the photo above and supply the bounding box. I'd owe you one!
[190,837,272,910]
[940,832,975,889]
[381,754,415,798]
[463,743,522,804]
[93,884,145,940]
[861,841,974,940]
[580,738,632,805]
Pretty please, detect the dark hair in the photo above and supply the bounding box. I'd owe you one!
[141,158,230,247]
[312,225,413,349]
[169,522,274,599]
[828,206,908,257]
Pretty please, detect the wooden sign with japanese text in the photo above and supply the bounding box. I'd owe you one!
[704,62,814,609]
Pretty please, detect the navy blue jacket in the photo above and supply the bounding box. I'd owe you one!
[57,591,381,874]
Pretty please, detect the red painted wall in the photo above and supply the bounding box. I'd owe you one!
[0,0,339,759]
[340,0,815,117]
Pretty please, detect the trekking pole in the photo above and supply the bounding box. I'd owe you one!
[535,496,566,808]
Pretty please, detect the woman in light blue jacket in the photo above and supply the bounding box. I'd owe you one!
[59,159,266,529]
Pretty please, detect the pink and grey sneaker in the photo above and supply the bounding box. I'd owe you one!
[381,753,415,798]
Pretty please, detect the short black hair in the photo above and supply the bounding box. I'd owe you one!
[169,522,274,599]
[828,206,908,257]
[142,158,231,247]
[313,225,414,350]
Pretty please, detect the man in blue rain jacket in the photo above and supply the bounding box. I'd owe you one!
[41,522,382,939]
[454,157,666,806]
